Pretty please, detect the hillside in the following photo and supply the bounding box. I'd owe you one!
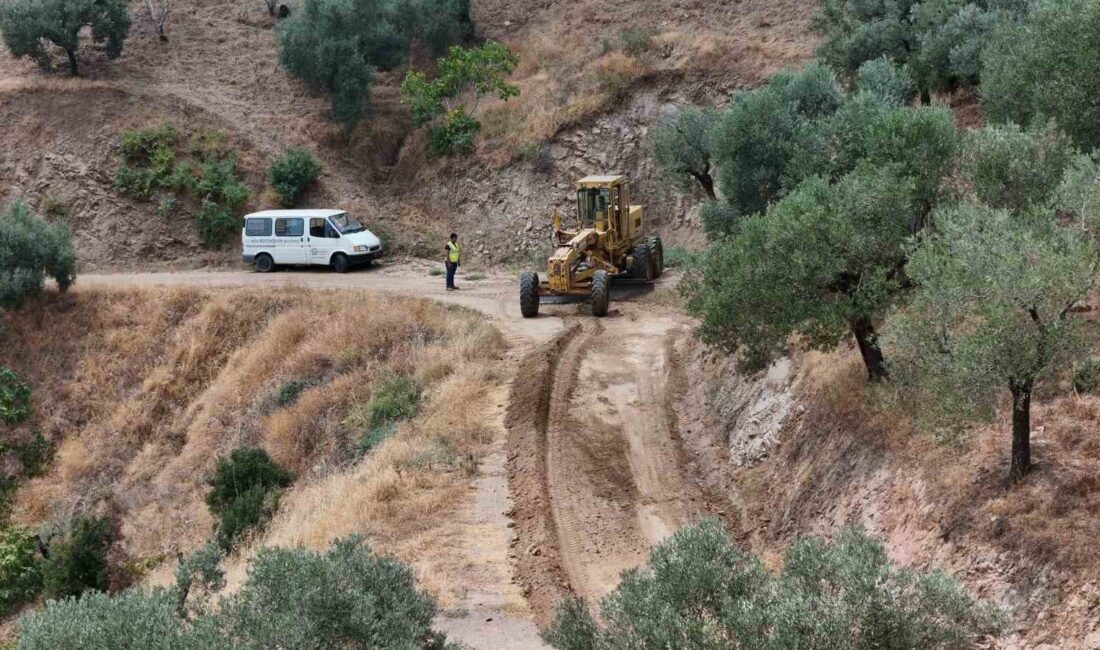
[0,0,815,270]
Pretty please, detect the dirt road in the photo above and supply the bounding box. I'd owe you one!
[80,262,716,640]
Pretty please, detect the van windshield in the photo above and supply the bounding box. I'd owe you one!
[329,213,366,234]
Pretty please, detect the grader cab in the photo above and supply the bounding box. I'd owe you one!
[519,174,663,317]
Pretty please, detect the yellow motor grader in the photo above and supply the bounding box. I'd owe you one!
[520,174,662,317]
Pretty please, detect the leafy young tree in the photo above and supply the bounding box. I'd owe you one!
[0,201,76,311]
[205,447,291,550]
[0,0,131,76]
[653,107,719,200]
[401,41,520,157]
[888,204,1097,481]
[543,519,1004,650]
[982,0,1100,152]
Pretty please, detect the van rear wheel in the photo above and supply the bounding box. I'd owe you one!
[255,254,274,273]
[332,253,350,274]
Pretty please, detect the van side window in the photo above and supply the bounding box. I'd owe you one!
[275,218,304,237]
[245,218,272,237]
[309,218,330,238]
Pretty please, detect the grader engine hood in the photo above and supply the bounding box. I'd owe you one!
[548,228,599,293]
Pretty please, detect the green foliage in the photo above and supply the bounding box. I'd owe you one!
[982,0,1100,151]
[0,368,31,425]
[661,246,694,269]
[1073,358,1099,394]
[42,515,112,600]
[1056,153,1100,229]
[275,380,308,407]
[952,123,1075,213]
[0,201,76,311]
[617,28,653,56]
[699,201,737,240]
[653,107,718,199]
[278,0,472,131]
[402,41,519,156]
[687,167,919,376]
[0,0,130,74]
[814,0,1022,95]
[367,376,422,428]
[267,148,321,208]
[886,203,1097,433]
[356,422,396,457]
[206,448,291,550]
[17,537,455,649]
[14,433,52,477]
[710,63,843,217]
[114,126,248,247]
[0,527,42,615]
[428,107,481,157]
[862,105,958,209]
[544,519,1005,650]
[222,536,455,649]
[856,56,916,106]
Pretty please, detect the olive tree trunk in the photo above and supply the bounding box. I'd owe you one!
[1009,379,1033,482]
[850,316,888,382]
[66,49,78,76]
[691,171,718,201]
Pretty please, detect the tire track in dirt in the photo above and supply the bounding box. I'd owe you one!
[507,309,722,622]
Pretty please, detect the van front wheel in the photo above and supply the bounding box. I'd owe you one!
[255,254,274,273]
[332,253,350,274]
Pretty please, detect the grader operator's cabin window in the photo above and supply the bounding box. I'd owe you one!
[245,218,271,237]
[578,188,611,226]
[275,217,304,237]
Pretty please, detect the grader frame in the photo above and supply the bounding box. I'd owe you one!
[520,174,663,317]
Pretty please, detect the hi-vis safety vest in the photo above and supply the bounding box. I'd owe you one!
[447,241,461,263]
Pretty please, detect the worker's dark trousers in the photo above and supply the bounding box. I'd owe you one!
[445,261,458,288]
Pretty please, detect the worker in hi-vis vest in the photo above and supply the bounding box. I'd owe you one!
[444,232,461,290]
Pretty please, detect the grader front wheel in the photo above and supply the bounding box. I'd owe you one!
[520,271,540,318]
[591,270,610,317]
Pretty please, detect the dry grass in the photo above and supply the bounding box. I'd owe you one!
[0,286,506,603]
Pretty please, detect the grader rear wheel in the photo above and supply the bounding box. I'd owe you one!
[591,270,610,317]
[520,271,540,318]
[646,236,665,277]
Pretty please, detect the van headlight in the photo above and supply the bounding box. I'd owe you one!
[353,245,369,252]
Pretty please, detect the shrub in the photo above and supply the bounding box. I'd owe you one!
[0,368,31,425]
[428,107,481,157]
[544,520,1005,650]
[17,537,455,649]
[699,200,738,239]
[114,166,157,200]
[367,376,421,428]
[206,448,291,550]
[268,148,320,208]
[618,28,653,56]
[42,515,112,599]
[120,125,179,163]
[195,201,237,250]
[0,0,130,75]
[0,527,42,615]
[983,0,1100,152]
[15,433,51,477]
[275,380,308,407]
[661,246,694,269]
[1073,358,1099,394]
[356,422,397,457]
[0,201,76,311]
[1057,153,1100,230]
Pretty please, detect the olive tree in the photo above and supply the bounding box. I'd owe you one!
[688,105,956,381]
[0,201,76,311]
[982,0,1100,152]
[888,204,1097,481]
[0,0,131,75]
[277,0,472,131]
[710,63,843,217]
[544,519,1004,649]
[653,107,719,200]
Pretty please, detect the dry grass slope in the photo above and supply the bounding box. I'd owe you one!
[0,286,506,605]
